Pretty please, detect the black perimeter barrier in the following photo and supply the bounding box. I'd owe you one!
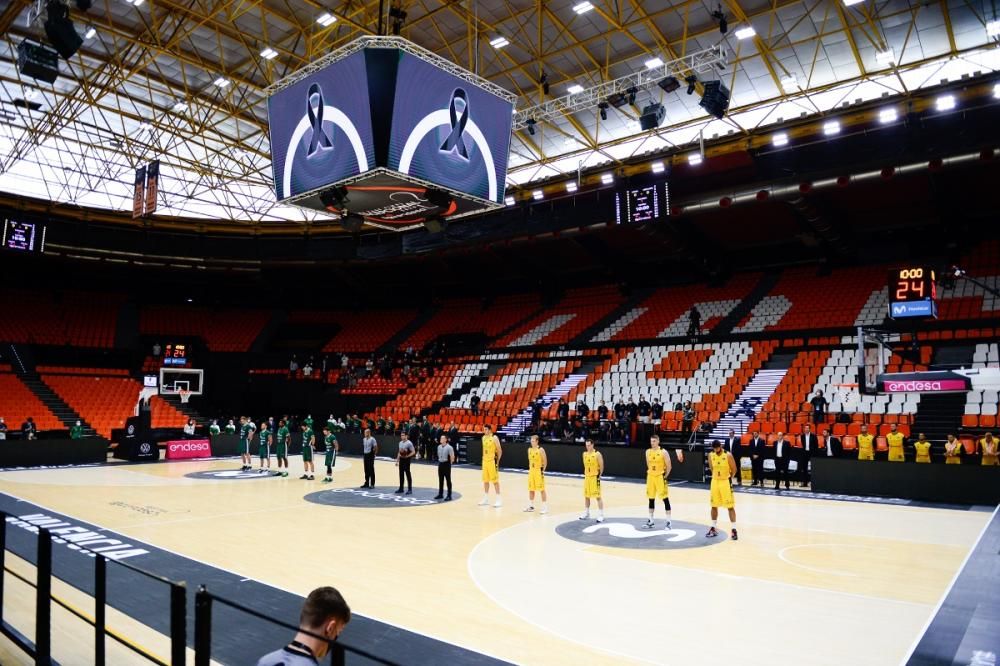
[0,438,107,468]
[0,513,400,666]
[811,458,1000,504]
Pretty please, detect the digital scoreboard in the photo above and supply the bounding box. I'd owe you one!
[888,267,937,319]
[2,219,46,253]
[615,182,670,224]
[162,343,188,366]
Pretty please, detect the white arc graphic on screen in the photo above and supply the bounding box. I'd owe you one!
[281,105,368,199]
[398,108,497,202]
[582,523,697,542]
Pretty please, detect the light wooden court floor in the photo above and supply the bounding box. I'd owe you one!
[0,455,990,665]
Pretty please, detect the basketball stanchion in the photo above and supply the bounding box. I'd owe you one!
[36,528,52,665]
[95,555,106,665]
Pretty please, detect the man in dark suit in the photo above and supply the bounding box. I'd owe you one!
[773,431,792,490]
[723,429,743,486]
[798,425,816,487]
[821,428,843,458]
[748,430,766,487]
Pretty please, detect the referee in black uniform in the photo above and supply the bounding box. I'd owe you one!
[434,434,455,501]
[360,428,378,488]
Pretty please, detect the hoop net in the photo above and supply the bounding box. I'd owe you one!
[179,390,192,404]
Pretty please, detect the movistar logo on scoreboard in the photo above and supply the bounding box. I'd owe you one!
[890,300,936,318]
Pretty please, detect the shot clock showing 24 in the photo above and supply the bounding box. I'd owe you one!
[888,267,938,320]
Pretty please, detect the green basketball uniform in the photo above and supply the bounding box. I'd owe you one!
[324,434,337,467]
[258,427,270,458]
[239,423,253,454]
[302,428,314,462]
[276,426,289,458]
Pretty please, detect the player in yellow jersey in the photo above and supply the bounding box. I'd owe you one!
[886,423,906,462]
[644,435,672,529]
[578,439,605,522]
[913,432,932,463]
[856,424,875,461]
[705,440,738,541]
[944,434,962,464]
[979,432,998,466]
[524,435,548,514]
[478,425,504,507]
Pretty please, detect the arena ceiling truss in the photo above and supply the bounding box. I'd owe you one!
[0,0,997,227]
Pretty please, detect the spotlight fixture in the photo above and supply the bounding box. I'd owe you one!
[772,132,788,147]
[598,101,609,120]
[84,26,96,39]
[565,181,578,193]
[843,0,863,5]
[734,26,756,40]
[389,6,407,35]
[626,86,638,105]
[526,118,537,136]
[822,120,841,135]
[688,152,703,165]
[601,172,614,185]
[532,189,543,200]
[658,76,680,93]
[505,195,515,206]
[935,94,955,111]
[711,6,728,34]
[994,83,1000,99]
[645,57,664,70]
[567,84,584,95]
[878,107,898,123]
[540,72,549,95]
[650,161,665,174]
[607,92,628,108]
[685,75,697,95]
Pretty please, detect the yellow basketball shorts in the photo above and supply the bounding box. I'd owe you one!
[710,478,735,509]
[482,461,499,483]
[528,469,545,492]
[645,474,668,500]
[584,475,602,499]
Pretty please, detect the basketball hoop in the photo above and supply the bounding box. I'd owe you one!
[179,390,191,404]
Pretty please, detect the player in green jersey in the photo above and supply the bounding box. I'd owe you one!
[275,419,290,477]
[322,427,339,483]
[257,421,272,474]
[300,423,316,480]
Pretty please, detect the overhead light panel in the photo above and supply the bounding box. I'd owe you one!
[171,100,188,112]
[505,195,515,206]
[566,181,578,193]
[823,120,841,135]
[84,26,96,39]
[987,20,1000,37]
[573,1,594,14]
[734,26,756,40]
[780,74,798,89]
[126,0,143,5]
[532,189,544,200]
[650,161,665,174]
[601,173,614,185]
[317,12,337,26]
[489,36,509,48]
[843,0,863,5]
[213,77,230,88]
[878,107,898,123]
[772,132,789,147]
[875,48,895,65]
[936,94,956,111]
[994,83,1000,99]
[688,153,703,165]
[567,84,584,95]
[260,47,278,60]
[645,57,664,69]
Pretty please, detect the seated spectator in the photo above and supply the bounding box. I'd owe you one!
[0,417,7,441]
[70,420,85,440]
[255,586,351,666]
[183,419,197,438]
[22,417,37,441]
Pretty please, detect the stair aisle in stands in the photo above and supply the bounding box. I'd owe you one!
[376,306,440,355]
[712,272,783,336]
[577,288,653,344]
[707,369,788,439]
[17,372,96,437]
[499,362,599,437]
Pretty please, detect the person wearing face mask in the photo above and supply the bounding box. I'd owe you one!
[255,586,351,666]
[70,420,85,440]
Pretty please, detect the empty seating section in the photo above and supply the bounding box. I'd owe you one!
[972,343,1000,370]
[964,343,1000,429]
[342,368,423,395]
[596,275,758,342]
[496,287,623,347]
[0,372,62,431]
[0,289,121,347]
[368,363,470,423]
[313,309,416,353]
[140,306,270,351]
[752,351,832,435]
[36,366,131,377]
[439,359,582,431]
[43,375,188,438]
[403,294,542,350]
[759,267,887,331]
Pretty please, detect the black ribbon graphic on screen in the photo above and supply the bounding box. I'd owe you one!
[439,88,470,160]
[306,82,334,157]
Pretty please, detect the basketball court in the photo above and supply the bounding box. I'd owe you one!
[0,455,990,665]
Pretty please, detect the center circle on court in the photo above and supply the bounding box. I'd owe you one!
[554,517,725,550]
[304,486,461,508]
[185,469,284,480]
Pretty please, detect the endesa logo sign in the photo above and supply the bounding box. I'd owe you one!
[164,439,212,460]
[884,379,967,393]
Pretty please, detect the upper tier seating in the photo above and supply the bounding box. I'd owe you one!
[495,287,623,348]
[43,374,188,438]
[0,372,63,431]
[402,294,543,351]
[285,309,415,354]
[140,306,270,352]
[0,289,121,348]
[368,363,470,423]
[592,275,759,342]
